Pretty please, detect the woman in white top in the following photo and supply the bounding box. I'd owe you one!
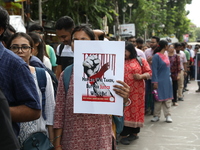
[7,32,55,145]
[28,32,52,70]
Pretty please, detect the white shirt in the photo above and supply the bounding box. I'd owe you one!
[136,48,146,60]
[175,50,187,70]
[56,44,74,57]
[43,56,52,70]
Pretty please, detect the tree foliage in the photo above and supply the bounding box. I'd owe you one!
[28,0,193,41]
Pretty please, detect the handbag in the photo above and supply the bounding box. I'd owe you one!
[152,89,159,101]
[113,116,124,134]
[21,132,54,150]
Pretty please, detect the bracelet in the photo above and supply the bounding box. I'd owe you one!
[53,135,62,141]
[124,98,131,107]
[55,145,61,149]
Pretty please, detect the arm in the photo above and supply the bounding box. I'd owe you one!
[10,105,40,122]
[11,64,41,122]
[53,72,67,148]
[133,58,152,80]
[113,80,130,104]
[53,128,63,149]
[177,55,181,80]
[45,71,55,142]
[152,54,159,89]
[47,125,54,143]
[56,65,62,79]
[48,45,58,73]
[93,29,105,40]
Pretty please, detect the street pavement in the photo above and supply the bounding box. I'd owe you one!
[118,80,200,150]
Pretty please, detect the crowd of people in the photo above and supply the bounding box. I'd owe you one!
[1,5,200,150]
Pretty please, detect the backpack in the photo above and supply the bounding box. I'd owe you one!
[59,43,65,56]
[45,67,58,99]
[63,64,73,92]
[136,56,143,66]
[113,116,124,134]
[35,67,47,120]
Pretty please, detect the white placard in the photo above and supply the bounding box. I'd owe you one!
[74,41,125,116]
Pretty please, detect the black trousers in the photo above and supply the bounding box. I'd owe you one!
[120,126,140,136]
[172,80,178,103]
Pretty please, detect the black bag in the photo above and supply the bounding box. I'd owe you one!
[21,132,54,150]
[45,67,58,99]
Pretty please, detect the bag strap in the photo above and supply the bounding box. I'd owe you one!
[59,44,65,56]
[63,64,73,92]
[136,56,143,66]
[35,67,47,120]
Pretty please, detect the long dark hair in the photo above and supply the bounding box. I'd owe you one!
[125,41,137,59]
[28,32,46,62]
[153,40,168,55]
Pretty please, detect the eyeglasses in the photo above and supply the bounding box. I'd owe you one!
[10,45,32,53]
[32,31,44,35]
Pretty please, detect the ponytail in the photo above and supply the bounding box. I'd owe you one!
[153,40,168,55]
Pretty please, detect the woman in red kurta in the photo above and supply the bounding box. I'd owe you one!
[120,42,152,145]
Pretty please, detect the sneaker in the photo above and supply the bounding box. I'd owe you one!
[127,134,139,141]
[120,138,130,145]
[151,116,159,122]
[166,116,172,123]
[196,89,200,93]
[178,98,184,101]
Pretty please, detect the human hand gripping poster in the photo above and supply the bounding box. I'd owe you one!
[74,41,125,116]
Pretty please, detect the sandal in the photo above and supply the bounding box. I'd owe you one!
[172,102,178,106]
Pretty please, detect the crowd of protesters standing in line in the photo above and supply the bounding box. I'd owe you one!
[1,5,200,150]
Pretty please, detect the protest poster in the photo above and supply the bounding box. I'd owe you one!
[74,40,125,116]
[196,53,200,81]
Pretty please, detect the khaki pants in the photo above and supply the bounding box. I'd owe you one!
[177,70,184,98]
[154,100,172,118]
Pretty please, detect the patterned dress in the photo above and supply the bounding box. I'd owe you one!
[168,54,181,81]
[54,72,112,150]
[124,58,152,128]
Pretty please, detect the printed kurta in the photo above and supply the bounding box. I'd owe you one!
[152,53,173,101]
[54,72,112,150]
[124,58,152,128]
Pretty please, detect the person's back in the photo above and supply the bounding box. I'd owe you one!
[0,90,20,150]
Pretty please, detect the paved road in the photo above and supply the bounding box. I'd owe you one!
[118,80,200,150]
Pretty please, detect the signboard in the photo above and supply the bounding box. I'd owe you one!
[119,24,135,37]
[196,53,200,81]
[74,41,125,116]
[183,34,189,42]
[9,15,26,33]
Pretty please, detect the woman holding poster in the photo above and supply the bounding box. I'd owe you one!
[53,26,130,150]
[120,42,152,145]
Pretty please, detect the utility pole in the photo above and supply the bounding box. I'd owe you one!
[26,0,31,29]
[39,0,42,26]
